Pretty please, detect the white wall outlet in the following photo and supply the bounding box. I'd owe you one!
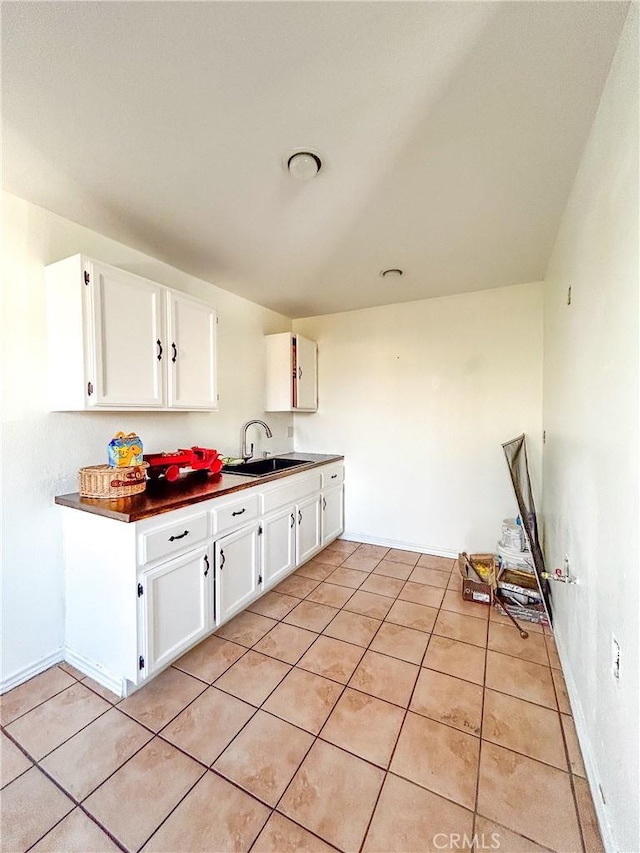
[612,635,621,681]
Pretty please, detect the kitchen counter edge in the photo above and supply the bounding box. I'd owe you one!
[54,453,344,523]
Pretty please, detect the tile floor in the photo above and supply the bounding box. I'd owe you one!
[1,541,604,853]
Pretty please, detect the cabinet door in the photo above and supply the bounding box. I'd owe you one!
[321,487,344,547]
[167,292,217,409]
[215,523,260,625]
[295,335,317,411]
[297,494,322,564]
[90,262,165,407]
[262,506,296,590]
[141,546,212,676]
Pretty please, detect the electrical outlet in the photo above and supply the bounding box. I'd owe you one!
[612,636,621,681]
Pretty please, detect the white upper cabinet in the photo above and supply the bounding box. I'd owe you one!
[167,291,217,409]
[46,255,218,411]
[265,332,317,412]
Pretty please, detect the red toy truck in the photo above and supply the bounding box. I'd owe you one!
[144,447,223,482]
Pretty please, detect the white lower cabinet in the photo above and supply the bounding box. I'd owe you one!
[261,506,297,590]
[297,494,322,564]
[140,545,213,677]
[215,522,261,624]
[321,486,344,547]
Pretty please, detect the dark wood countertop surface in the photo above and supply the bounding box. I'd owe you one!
[55,453,344,523]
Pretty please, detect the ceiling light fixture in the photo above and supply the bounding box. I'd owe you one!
[287,151,322,181]
[380,268,404,278]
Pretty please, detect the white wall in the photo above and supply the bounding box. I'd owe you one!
[1,191,293,689]
[294,282,543,554]
[541,6,639,852]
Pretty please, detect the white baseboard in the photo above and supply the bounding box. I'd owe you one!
[340,531,457,559]
[64,647,124,697]
[1,648,64,694]
[554,631,616,853]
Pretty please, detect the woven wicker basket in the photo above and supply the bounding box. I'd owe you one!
[79,463,149,499]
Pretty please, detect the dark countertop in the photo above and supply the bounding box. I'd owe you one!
[55,453,344,523]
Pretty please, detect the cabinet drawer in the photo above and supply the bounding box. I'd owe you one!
[213,494,259,536]
[141,512,209,565]
[321,463,344,489]
[261,472,321,514]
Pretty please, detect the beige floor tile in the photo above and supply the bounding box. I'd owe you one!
[417,554,456,572]
[254,623,317,664]
[391,712,479,809]
[482,689,567,769]
[433,610,488,648]
[306,581,355,608]
[561,713,586,777]
[411,669,483,736]
[338,553,380,573]
[263,668,343,734]
[349,650,419,707]
[119,667,206,732]
[353,543,390,560]
[547,648,562,670]
[552,667,572,714]
[399,580,445,609]
[172,634,245,682]
[384,548,421,566]
[0,766,74,853]
[488,622,549,665]
[58,662,85,680]
[80,677,121,704]
[247,591,300,619]
[360,574,405,598]
[372,559,414,580]
[283,600,339,632]
[370,622,430,665]
[423,635,486,685]
[325,565,369,588]
[385,599,437,633]
[253,812,336,852]
[0,667,75,725]
[279,740,384,851]
[485,651,557,709]
[474,816,553,852]
[214,650,291,705]
[344,589,394,620]
[320,687,404,767]
[275,574,321,598]
[214,710,313,805]
[324,539,359,558]
[295,560,339,579]
[85,738,204,851]
[31,808,121,852]
[298,636,365,684]
[308,549,345,568]
[142,770,269,852]
[0,731,31,788]
[408,566,451,588]
[363,773,474,853]
[160,686,255,765]
[215,610,278,646]
[441,589,489,621]
[477,741,581,852]
[6,683,110,760]
[41,707,152,800]
[574,776,605,852]
[323,610,381,647]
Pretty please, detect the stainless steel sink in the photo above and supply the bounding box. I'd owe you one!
[221,457,309,478]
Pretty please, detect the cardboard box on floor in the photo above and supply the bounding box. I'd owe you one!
[457,553,495,605]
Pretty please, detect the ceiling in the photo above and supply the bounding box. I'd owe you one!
[2,1,628,318]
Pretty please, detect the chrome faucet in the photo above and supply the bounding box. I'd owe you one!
[241,419,273,462]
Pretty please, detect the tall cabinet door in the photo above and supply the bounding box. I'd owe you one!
[215,523,260,625]
[321,487,344,546]
[297,494,322,564]
[90,262,165,407]
[295,335,317,411]
[140,546,212,676]
[262,506,296,590]
[167,292,217,409]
